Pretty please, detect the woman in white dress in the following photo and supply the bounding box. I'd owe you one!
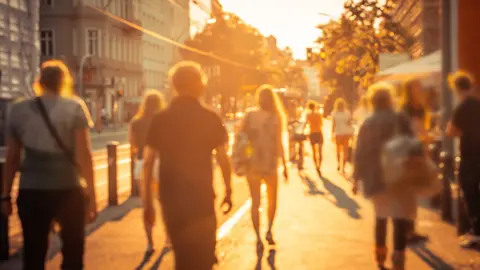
[331,98,354,173]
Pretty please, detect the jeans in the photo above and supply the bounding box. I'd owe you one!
[376,218,409,251]
[459,166,480,235]
[17,188,86,270]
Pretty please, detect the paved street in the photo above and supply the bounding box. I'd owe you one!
[2,121,479,269]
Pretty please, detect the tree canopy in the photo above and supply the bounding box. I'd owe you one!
[315,0,415,104]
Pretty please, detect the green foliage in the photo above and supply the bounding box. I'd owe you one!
[180,12,269,95]
[315,0,415,104]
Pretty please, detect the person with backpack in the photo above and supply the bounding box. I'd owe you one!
[400,78,431,244]
[0,60,97,270]
[352,83,416,270]
[239,85,288,251]
[129,89,170,252]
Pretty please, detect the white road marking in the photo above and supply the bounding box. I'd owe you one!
[217,184,265,240]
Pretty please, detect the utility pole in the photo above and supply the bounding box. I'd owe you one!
[440,0,454,222]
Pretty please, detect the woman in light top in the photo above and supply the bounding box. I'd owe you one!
[240,85,288,250]
[354,96,370,128]
[129,90,169,252]
[331,98,354,173]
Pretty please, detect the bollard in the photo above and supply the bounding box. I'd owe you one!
[439,151,454,222]
[455,155,471,235]
[130,152,139,197]
[429,141,442,208]
[107,142,119,206]
[0,162,9,261]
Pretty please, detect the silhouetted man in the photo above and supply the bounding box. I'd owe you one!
[143,61,233,269]
[447,71,480,248]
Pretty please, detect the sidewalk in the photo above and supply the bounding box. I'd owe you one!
[218,140,480,269]
[2,131,479,269]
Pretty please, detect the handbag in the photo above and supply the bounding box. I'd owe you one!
[232,113,252,177]
[381,114,440,197]
[133,147,159,181]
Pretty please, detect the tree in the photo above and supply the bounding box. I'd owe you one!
[180,12,269,98]
[314,0,415,105]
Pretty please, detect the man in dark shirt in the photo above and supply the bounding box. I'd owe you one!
[447,71,480,248]
[142,61,233,269]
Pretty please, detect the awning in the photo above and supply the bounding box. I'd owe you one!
[376,50,441,83]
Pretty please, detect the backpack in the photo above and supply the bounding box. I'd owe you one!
[381,115,441,197]
[231,111,278,176]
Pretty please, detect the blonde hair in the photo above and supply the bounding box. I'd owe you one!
[33,60,74,97]
[133,89,165,120]
[333,98,347,112]
[168,61,207,96]
[255,84,287,132]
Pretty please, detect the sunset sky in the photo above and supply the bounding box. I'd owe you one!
[220,0,345,60]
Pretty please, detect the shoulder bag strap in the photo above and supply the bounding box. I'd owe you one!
[35,97,78,168]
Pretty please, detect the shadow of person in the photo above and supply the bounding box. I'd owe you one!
[255,243,264,270]
[267,249,276,270]
[149,247,172,270]
[135,250,155,270]
[320,176,362,219]
[411,244,455,270]
[299,172,325,196]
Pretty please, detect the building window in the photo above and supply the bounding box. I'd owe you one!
[86,29,100,56]
[40,30,54,56]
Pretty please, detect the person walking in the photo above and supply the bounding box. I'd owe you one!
[239,85,288,251]
[331,98,354,173]
[142,61,233,270]
[447,71,480,248]
[129,89,170,252]
[0,60,97,270]
[306,100,323,174]
[400,78,430,244]
[353,83,416,270]
[353,96,370,128]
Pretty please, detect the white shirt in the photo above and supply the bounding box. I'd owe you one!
[333,111,354,136]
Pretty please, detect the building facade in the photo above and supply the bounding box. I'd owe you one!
[139,0,174,92]
[190,0,211,37]
[39,0,143,125]
[0,0,40,98]
[389,0,441,58]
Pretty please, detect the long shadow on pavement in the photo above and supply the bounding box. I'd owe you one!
[46,198,143,261]
[410,244,455,270]
[320,175,362,219]
[299,171,361,219]
[149,247,172,270]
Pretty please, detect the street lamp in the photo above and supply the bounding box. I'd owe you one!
[78,53,92,98]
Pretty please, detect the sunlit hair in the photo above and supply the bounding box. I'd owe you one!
[307,100,318,111]
[401,77,424,107]
[448,70,475,93]
[367,82,395,111]
[333,98,347,112]
[33,60,74,97]
[168,60,207,96]
[255,84,287,132]
[133,89,165,120]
